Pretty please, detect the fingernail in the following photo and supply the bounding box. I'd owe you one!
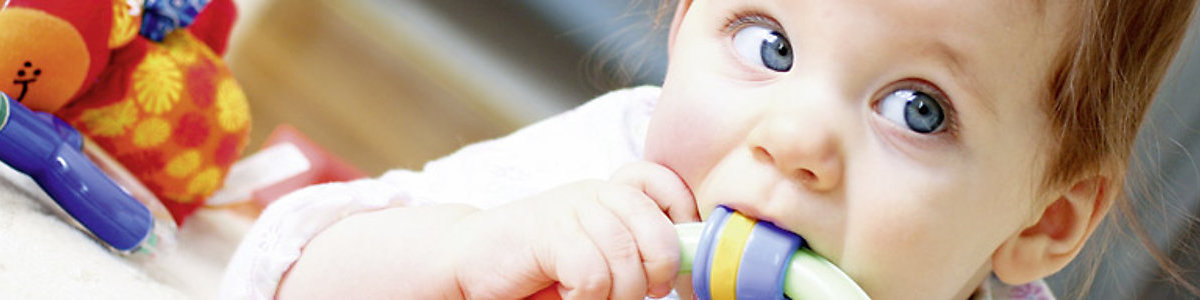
[649,283,672,298]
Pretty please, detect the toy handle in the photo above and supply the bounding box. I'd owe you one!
[0,93,153,252]
[675,211,870,299]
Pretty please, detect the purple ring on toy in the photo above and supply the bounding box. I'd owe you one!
[735,220,804,300]
[693,205,733,300]
[0,93,152,251]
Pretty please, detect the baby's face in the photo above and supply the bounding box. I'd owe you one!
[645,0,1074,298]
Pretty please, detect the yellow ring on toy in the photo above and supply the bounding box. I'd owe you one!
[710,212,756,299]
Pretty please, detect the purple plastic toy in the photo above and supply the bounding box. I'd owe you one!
[678,205,869,299]
[0,92,168,253]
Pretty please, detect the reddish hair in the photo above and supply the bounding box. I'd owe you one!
[1043,1,1195,192]
[1043,0,1197,297]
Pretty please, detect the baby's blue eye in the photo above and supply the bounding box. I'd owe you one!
[733,25,793,72]
[877,89,946,134]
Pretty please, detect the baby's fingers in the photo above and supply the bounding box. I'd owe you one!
[612,161,699,223]
[595,185,681,298]
[578,196,649,299]
[540,218,613,300]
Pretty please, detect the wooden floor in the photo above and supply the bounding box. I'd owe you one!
[226,0,526,175]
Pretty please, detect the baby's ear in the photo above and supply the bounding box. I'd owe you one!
[667,0,694,55]
[992,176,1113,284]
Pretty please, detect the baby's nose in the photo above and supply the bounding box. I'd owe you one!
[746,113,844,192]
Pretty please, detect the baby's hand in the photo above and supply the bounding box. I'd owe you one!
[449,162,693,299]
[612,161,700,298]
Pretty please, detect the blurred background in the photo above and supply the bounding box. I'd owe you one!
[228,0,667,175]
[225,0,1200,298]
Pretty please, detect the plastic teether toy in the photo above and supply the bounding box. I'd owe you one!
[0,92,175,256]
[676,206,869,299]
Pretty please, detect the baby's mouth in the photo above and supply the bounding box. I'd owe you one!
[715,202,785,232]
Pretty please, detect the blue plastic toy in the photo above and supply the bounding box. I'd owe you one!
[0,92,172,255]
[676,205,869,299]
[141,0,212,42]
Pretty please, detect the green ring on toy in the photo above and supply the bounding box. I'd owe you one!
[676,206,870,299]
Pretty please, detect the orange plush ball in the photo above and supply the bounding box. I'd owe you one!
[0,8,90,111]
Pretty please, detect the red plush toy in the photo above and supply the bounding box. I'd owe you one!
[0,0,249,224]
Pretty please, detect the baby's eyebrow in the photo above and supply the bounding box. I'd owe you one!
[928,40,998,119]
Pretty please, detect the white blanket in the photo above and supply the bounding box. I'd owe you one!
[0,164,251,299]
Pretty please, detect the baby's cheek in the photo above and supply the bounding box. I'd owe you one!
[850,222,935,296]
[645,92,732,187]
[839,194,972,298]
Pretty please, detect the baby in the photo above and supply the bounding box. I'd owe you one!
[222,0,1198,299]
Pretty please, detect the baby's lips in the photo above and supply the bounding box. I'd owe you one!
[714,202,785,232]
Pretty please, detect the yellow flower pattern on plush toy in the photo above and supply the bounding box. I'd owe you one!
[78,100,138,137]
[132,117,171,148]
[48,1,250,224]
[185,167,221,202]
[216,78,249,132]
[133,49,183,114]
[163,32,199,65]
[109,0,141,48]
[166,150,202,178]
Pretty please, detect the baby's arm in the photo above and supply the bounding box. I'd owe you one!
[279,170,691,299]
[220,87,664,298]
[277,203,477,298]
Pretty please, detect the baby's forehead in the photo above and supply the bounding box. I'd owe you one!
[768,0,1060,27]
